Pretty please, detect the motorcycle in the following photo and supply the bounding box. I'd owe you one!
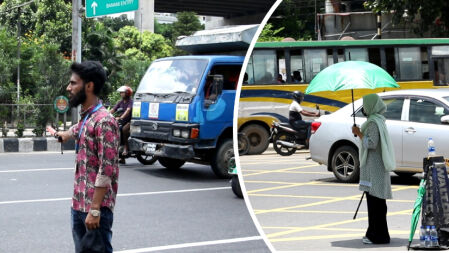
[270,105,320,156]
[113,108,158,165]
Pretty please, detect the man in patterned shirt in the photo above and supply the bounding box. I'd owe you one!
[57,61,119,253]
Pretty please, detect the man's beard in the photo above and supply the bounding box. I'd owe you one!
[69,85,87,107]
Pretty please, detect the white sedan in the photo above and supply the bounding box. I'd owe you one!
[309,89,449,183]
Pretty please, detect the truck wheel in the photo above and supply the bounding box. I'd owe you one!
[211,139,233,179]
[238,133,250,155]
[231,175,243,198]
[136,154,158,165]
[241,124,269,155]
[331,146,360,183]
[158,157,185,169]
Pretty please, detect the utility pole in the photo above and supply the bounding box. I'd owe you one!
[16,7,21,108]
[71,0,82,123]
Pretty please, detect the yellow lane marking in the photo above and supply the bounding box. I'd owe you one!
[243,180,303,185]
[255,209,368,214]
[247,181,319,194]
[254,185,416,214]
[265,208,412,239]
[242,169,332,175]
[243,164,319,177]
[248,193,335,200]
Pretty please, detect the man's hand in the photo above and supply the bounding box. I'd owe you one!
[55,131,71,143]
[85,212,101,230]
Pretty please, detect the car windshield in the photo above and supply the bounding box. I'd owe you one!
[137,59,208,95]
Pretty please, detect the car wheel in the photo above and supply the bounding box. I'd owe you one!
[136,154,158,165]
[394,172,416,178]
[211,139,233,179]
[272,132,297,156]
[241,124,270,155]
[158,157,185,169]
[331,146,359,183]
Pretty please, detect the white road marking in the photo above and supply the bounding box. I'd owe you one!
[115,236,263,253]
[0,168,73,173]
[0,187,231,205]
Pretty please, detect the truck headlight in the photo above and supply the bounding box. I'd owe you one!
[181,129,190,138]
[130,125,141,134]
[173,129,181,137]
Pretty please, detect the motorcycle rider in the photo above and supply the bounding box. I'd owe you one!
[110,85,133,164]
[289,91,320,146]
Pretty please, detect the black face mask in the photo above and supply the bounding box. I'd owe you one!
[69,84,87,108]
[361,107,368,117]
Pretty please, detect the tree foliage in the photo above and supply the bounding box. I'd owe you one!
[171,11,204,42]
[364,0,449,36]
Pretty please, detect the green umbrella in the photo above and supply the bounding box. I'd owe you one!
[305,61,399,125]
[408,178,426,250]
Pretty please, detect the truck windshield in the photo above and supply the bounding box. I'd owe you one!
[137,59,208,95]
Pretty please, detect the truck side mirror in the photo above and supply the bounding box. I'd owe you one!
[205,74,224,108]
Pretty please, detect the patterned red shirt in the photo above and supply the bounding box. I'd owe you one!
[69,105,119,212]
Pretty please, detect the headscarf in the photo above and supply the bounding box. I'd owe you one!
[360,93,396,172]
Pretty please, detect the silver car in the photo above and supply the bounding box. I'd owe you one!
[309,89,449,183]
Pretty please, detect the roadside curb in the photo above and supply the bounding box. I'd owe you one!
[0,137,75,153]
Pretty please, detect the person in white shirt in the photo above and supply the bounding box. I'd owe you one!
[288,91,320,144]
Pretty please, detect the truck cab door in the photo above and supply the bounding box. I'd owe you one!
[200,64,241,141]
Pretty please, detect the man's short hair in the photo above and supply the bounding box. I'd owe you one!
[70,61,107,96]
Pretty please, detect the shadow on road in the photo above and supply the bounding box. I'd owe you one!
[313,175,422,186]
[122,161,225,182]
[331,237,409,250]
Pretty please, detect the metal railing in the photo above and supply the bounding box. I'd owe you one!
[0,104,73,137]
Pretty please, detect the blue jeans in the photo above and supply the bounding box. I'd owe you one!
[71,207,114,253]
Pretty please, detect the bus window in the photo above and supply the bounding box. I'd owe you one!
[398,47,422,80]
[277,51,286,83]
[385,47,397,79]
[345,48,368,61]
[291,50,304,83]
[304,49,328,83]
[368,48,381,67]
[421,47,429,80]
[252,50,277,84]
[337,49,344,63]
[245,57,255,85]
[327,49,334,66]
[434,58,449,86]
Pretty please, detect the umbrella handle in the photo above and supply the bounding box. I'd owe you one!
[352,89,357,137]
[353,192,365,220]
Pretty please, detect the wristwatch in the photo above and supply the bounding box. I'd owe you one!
[89,209,101,217]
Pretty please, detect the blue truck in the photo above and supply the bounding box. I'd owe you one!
[128,55,243,178]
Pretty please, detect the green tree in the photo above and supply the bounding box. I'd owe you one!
[154,19,174,39]
[258,23,285,42]
[364,0,449,36]
[267,0,322,40]
[98,15,134,32]
[0,0,37,36]
[171,11,204,43]
[33,0,71,53]
[115,25,173,61]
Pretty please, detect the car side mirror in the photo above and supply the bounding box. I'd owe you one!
[441,115,449,124]
[205,74,223,108]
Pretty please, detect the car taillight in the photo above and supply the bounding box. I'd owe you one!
[311,122,321,134]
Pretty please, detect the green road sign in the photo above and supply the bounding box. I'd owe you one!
[54,96,70,114]
[85,0,139,18]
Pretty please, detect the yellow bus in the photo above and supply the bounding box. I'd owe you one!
[238,38,449,154]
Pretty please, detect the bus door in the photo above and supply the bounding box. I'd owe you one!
[432,46,449,86]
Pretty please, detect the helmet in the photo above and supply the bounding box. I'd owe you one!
[117,86,133,97]
[292,91,304,103]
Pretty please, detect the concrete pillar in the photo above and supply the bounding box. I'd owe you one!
[135,0,155,33]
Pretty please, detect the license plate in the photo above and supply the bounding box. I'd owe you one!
[145,143,156,154]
